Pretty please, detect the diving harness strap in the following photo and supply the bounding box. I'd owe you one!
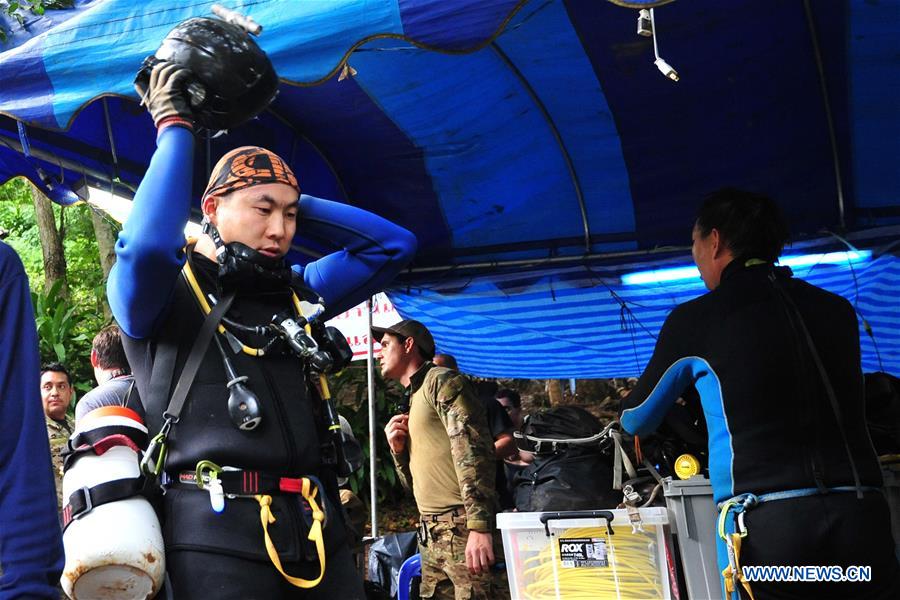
[139,290,235,478]
[187,460,328,589]
[255,299,330,589]
[176,261,331,589]
[716,485,882,599]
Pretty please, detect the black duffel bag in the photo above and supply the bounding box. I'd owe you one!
[512,406,620,511]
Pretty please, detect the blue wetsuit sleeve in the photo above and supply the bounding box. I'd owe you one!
[107,126,194,339]
[291,194,417,319]
[0,246,64,598]
[620,308,698,435]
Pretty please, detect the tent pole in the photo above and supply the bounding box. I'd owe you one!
[101,99,119,179]
[367,296,378,538]
[491,42,591,252]
[0,132,136,194]
[803,0,846,229]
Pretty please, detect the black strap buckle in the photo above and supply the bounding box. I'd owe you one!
[72,486,93,520]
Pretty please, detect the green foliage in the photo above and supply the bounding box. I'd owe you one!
[31,280,92,393]
[329,364,407,504]
[1,0,74,43]
[0,177,109,394]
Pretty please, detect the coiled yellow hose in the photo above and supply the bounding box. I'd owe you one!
[517,526,667,599]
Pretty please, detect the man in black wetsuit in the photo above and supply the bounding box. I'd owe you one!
[104,62,416,599]
[620,189,900,599]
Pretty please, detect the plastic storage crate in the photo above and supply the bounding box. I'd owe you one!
[663,476,722,600]
[497,508,673,600]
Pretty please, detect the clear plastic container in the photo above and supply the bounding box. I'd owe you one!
[497,507,672,600]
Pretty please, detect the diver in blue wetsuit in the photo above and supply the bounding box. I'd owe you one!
[106,63,416,599]
[620,189,900,600]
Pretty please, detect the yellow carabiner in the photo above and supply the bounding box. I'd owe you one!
[194,460,223,490]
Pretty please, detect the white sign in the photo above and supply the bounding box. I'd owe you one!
[326,293,400,360]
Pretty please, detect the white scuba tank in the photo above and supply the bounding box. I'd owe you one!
[61,406,165,600]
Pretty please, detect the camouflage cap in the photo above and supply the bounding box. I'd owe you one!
[372,319,435,360]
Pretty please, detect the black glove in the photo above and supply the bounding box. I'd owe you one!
[134,61,193,129]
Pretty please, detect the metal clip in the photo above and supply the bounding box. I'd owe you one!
[140,418,173,477]
[737,511,747,537]
[195,460,226,512]
[724,534,740,591]
[73,486,93,520]
[622,484,642,506]
[417,520,428,546]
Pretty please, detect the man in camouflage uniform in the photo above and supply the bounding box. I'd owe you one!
[380,321,508,600]
[40,362,75,509]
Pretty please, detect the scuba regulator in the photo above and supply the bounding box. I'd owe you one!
[270,311,360,478]
[197,216,358,479]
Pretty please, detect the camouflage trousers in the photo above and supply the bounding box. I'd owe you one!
[418,520,510,600]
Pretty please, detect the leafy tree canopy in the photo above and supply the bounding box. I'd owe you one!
[0,177,114,397]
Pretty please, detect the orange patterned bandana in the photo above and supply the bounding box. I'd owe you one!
[203,146,299,199]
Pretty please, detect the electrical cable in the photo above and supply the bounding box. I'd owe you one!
[823,230,885,371]
[518,525,669,599]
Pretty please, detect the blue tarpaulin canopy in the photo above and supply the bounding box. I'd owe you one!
[1,0,898,377]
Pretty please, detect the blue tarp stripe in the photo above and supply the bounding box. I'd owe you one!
[0,39,57,128]
[389,254,900,378]
[563,0,844,246]
[272,80,451,255]
[41,0,203,128]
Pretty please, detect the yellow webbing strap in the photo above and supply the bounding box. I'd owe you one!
[717,499,756,600]
[721,533,756,600]
[255,478,326,589]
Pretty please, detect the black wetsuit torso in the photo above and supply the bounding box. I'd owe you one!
[621,260,899,599]
[124,250,359,599]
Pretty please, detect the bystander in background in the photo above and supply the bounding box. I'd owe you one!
[74,324,135,422]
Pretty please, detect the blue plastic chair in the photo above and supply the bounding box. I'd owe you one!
[397,553,422,600]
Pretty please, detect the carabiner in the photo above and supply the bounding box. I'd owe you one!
[140,418,173,477]
[195,459,223,490]
[195,460,225,513]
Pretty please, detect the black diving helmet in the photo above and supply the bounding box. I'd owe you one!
[135,16,278,131]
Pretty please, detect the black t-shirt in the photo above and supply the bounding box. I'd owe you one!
[481,395,514,439]
[480,395,515,509]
